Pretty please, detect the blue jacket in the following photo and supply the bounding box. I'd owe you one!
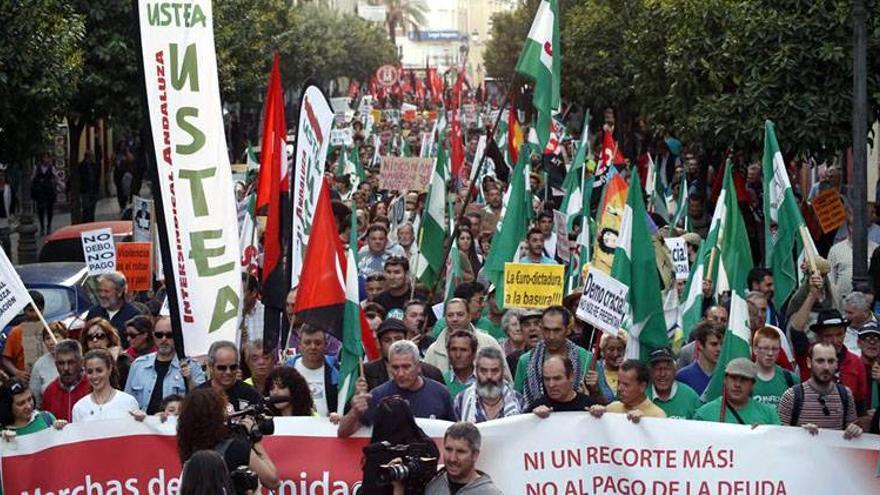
[284,354,340,413]
[125,353,206,411]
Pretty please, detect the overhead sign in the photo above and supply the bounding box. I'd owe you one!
[0,247,33,331]
[379,156,433,192]
[80,227,116,275]
[409,30,464,42]
[576,267,629,335]
[811,188,847,234]
[503,262,565,309]
[375,64,399,88]
[116,242,153,292]
[664,237,690,281]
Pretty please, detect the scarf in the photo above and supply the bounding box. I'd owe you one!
[524,339,585,406]
[456,384,526,423]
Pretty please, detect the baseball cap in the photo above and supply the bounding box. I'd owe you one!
[858,321,880,339]
[376,318,408,337]
[648,347,675,365]
[521,309,543,320]
[724,358,757,380]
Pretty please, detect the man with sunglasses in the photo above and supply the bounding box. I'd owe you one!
[199,340,262,412]
[778,342,862,439]
[125,317,205,414]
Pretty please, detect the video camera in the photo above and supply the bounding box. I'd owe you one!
[363,441,438,488]
[226,397,280,444]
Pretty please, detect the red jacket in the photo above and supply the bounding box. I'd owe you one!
[41,377,91,421]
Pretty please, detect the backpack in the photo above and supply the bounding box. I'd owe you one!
[789,383,850,430]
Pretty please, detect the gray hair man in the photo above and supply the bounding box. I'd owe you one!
[843,292,876,353]
[197,340,261,411]
[454,347,526,423]
[85,271,142,348]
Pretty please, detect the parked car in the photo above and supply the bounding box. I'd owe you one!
[13,262,98,338]
[39,220,132,263]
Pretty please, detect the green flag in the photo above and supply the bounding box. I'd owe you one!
[484,149,530,307]
[670,172,689,230]
[514,0,560,150]
[338,206,365,414]
[611,167,669,361]
[414,135,449,287]
[703,161,755,402]
[762,120,809,310]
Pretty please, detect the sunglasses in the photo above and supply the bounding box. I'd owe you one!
[215,364,239,372]
[154,331,173,340]
[817,395,831,416]
[87,333,107,341]
[126,332,141,339]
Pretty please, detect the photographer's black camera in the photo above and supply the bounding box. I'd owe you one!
[363,441,438,489]
[227,398,276,443]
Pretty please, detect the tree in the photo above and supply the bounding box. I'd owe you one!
[373,0,428,45]
[0,1,84,169]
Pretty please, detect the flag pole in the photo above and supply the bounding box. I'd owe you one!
[798,225,819,275]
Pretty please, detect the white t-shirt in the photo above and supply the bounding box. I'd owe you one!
[72,390,140,422]
[294,361,328,417]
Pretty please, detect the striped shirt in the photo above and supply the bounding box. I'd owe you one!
[454,384,527,423]
[777,380,857,430]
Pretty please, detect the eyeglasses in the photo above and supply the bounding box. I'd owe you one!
[154,331,174,340]
[87,333,107,341]
[817,395,831,416]
[215,364,239,372]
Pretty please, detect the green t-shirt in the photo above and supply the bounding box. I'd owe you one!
[647,382,703,420]
[752,366,799,407]
[9,411,55,435]
[442,369,475,400]
[693,397,781,425]
[513,347,593,393]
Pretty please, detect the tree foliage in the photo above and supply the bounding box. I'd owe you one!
[0,1,84,166]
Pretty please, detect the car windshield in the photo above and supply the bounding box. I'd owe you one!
[30,287,76,320]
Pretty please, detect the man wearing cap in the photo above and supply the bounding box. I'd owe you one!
[590,360,666,422]
[681,232,701,266]
[857,322,880,416]
[751,326,800,407]
[506,309,542,374]
[363,318,443,391]
[647,348,702,419]
[693,358,781,425]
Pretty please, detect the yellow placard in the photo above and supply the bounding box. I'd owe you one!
[503,262,565,309]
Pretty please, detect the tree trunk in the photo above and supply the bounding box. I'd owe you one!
[388,19,397,45]
[68,117,85,225]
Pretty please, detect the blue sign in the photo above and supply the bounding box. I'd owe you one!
[409,30,464,42]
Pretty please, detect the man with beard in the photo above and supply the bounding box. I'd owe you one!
[454,347,526,423]
[85,272,141,348]
[693,358,780,425]
[778,343,862,439]
[125,316,206,413]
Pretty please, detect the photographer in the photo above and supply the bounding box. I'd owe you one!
[361,396,439,495]
[425,422,502,495]
[177,388,280,493]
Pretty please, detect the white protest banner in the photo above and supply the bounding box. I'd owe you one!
[379,156,433,192]
[0,247,33,331]
[80,227,116,275]
[132,195,153,242]
[330,128,353,147]
[4,415,879,495]
[139,0,242,355]
[665,237,690,281]
[291,85,334,288]
[576,267,629,334]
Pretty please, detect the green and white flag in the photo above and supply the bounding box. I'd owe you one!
[414,134,448,287]
[612,167,669,361]
[763,120,810,310]
[670,173,688,230]
[238,193,259,276]
[338,205,365,414]
[560,114,593,291]
[645,154,670,220]
[514,0,560,150]
[703,161,754,402]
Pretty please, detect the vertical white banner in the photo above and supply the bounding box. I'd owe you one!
[138,0,241,355]
[0,247,32,330]
[291,86,334,288]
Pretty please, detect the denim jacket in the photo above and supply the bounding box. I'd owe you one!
[124,353,206,410]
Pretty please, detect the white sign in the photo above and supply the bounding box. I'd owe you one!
[0,247,33,330]
[139,0,243,355]
[554,209,570,263]
[132,196,152,242]
[330,128,353,147]
[291,85,334,288]
[665,237,690,281]
[329,97,351,114]
[80,228,116,275]
[576,268,629,334]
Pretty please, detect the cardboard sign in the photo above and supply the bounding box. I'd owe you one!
[80,228,116,275]
[379,156,433,192]
[116,242,153,291]
[664,237,690,281]
[812,188,847,234]
[503,262,565,309]
[330,128,353,147]
[132,196,153,242]
[554,210,571,263]
[576,268,629,335]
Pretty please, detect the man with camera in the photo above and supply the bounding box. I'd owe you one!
[425,422,503,495]
[198,341,262,412]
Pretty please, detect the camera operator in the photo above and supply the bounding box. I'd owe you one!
[177,388,280,493]
[361,396,439,495]
[425,422,502,495]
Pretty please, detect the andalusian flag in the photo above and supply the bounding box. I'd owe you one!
[611,168,669,361]
[670,173,689,230]
[238,193,259,277]
[703,162,754,402]
[645,154,670,220]
[338,206,366,414]
[414,134,448,287]
[763,120,809,310]
[560,115,593,291]
[484,149,530,307]
[514,0,560,150]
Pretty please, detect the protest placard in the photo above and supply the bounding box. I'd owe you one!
[80,227,116,276]
[811,188,847,233]
[330,128,353,146]
[576,267,629,334]
[116,242,153,292]
[503,262,565,309]
[554,209,570,263]
[664,237,690,281]
[379,156,433,192]
[132,195,152,242]
[0,247,32,331]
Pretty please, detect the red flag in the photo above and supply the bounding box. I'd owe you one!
[294,179,347,340]
[347,80,359,101]
[508,98,523,165]
[427,67,442,105]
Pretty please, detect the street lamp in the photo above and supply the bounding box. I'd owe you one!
[851,0,869,286]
